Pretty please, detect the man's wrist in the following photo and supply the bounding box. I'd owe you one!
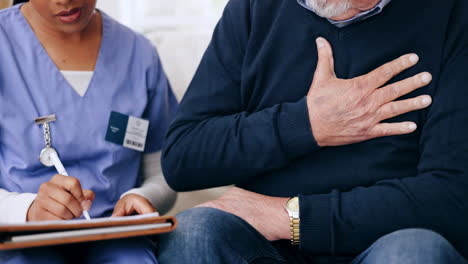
[275,197,291,240]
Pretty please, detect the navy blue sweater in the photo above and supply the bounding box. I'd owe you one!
[162,0,468,257]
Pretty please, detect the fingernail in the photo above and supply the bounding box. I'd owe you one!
[408,123,417,131]
[81,200,92,211]
[421,73,432,83]
[409,54,419,64]
[316,37,324,48]
[421,96,432,106]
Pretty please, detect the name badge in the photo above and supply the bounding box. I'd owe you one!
[105,111,149,152]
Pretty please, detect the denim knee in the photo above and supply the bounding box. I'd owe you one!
[353,229,466,264]
[157,207,284,264]
[158,207,246,253]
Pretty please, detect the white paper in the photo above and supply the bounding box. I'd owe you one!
[0,212,160,227]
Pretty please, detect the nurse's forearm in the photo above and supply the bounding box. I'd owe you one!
[120,152,177,215]
[0,188,37,223]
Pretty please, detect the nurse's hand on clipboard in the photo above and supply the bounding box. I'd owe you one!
[111,194,156,217]
[27,174,95,221]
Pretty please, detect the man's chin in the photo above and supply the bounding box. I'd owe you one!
[306,0,352,19]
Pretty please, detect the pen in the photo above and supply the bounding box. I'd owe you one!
[49,151,92,221]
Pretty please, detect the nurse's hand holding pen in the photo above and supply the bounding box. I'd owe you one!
[27,174,95,221]
[112,194,156,217]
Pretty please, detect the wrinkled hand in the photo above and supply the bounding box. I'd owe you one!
[27,174,95,221]
[308,37,433,147]
[197,187,290,241]
[112,194,156,217]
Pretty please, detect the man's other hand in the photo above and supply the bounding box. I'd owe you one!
[308,37,433,147]
[197,187,290,241]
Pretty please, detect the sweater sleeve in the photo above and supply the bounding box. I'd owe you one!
[161,0,319,191]
[299,2,468,255]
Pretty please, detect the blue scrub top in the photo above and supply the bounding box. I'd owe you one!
[0,5,178,218]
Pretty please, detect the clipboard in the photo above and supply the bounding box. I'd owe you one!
[0,213,177,250]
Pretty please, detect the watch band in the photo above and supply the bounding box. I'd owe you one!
[285,197,300,246]
[290,214,300,246]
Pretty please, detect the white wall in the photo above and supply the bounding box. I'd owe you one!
[97,0,227,33]
[96,0,120,20]
[96,0,228,100]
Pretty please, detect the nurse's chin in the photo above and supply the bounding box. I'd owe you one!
[54,23,87,35]
[53,17,94,35]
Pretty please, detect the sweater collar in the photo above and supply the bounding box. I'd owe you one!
[297,0,392,28]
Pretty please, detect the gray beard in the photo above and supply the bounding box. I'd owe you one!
[306,0,352,19]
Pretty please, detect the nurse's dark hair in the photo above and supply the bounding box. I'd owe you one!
[14,0,29,4]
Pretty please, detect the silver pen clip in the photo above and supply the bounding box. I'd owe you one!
[34,114,57,125]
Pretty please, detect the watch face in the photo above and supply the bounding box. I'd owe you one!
[39,147,56,167]
[286,197,300,212]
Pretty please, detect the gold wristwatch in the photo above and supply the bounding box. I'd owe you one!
[285,197,300,246]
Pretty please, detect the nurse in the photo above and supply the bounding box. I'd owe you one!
[0,0,178,263]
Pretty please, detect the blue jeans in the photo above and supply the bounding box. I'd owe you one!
[0,237,157,264]
[157,207,468,264]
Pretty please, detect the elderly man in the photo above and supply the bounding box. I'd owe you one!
[158,0,468,263]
